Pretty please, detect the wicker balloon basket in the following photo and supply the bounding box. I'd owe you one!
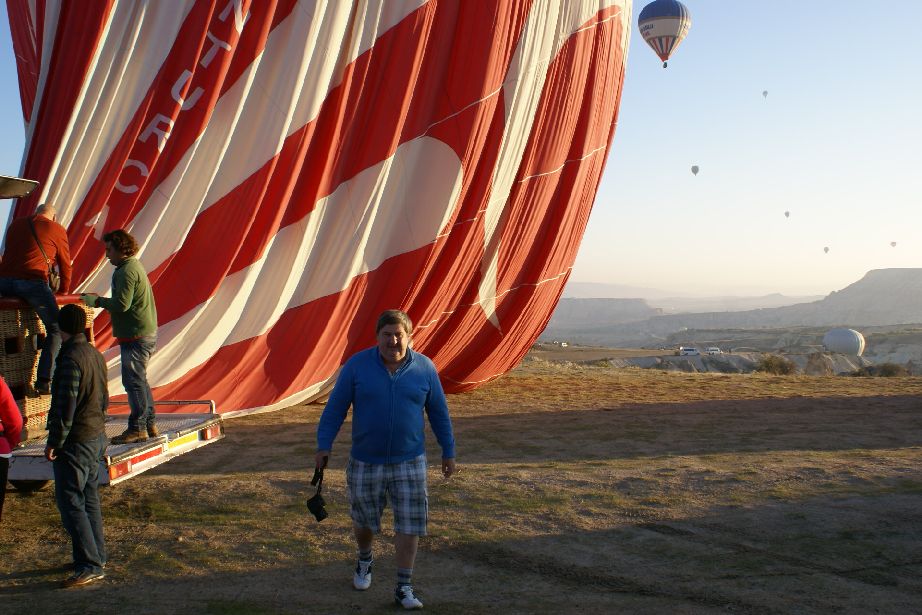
[0,298,95,441]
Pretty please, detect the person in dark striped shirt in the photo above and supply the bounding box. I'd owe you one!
[44,304,109,588]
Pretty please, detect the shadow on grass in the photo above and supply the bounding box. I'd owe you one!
[147,394,922,476]
[0,563,71,589]
[2,492,921,615]
[445,394,922,463]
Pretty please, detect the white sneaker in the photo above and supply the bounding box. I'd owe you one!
[395,585,423,609]
[352,559,372,590]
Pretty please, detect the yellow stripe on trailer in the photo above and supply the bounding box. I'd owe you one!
[168,431,201,449]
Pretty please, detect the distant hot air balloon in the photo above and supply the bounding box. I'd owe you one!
[762,90,768,99]
[823,328,865,356]
[690,165,699,175]
[824,247,830,254]
[784,211,790,218]
[638,0,691,68]
[891,241,897,247]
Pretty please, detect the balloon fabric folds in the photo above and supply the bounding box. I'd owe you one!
[6,1,632,415]
[637,0,691,67]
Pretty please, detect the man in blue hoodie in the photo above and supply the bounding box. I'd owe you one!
[315,309,455,611]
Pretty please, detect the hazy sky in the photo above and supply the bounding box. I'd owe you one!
[1,1,918,297]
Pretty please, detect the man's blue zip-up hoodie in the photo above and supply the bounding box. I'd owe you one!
[317,347,455,464]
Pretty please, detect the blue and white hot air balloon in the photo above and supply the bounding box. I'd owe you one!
[638,0,692,68]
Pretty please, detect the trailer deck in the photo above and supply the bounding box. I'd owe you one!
[2,297,225,489]
[9,404,224,487]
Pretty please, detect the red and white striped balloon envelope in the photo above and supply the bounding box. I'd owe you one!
[7,0,631,414]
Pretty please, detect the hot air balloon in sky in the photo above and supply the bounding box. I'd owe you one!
[784,210,790,218]
[638,0,691,67]
[691,165,699,175]
[762,90,768,99]
[891,241,897,247]
[6,1,632,415]
[824,247,830,254]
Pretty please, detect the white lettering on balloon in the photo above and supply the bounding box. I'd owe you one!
[99,0,249,232]
[114,159,149,194]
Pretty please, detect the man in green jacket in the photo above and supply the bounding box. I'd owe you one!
[81,229,158,444]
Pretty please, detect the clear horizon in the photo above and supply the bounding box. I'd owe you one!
[1,2,919,297]
[566,267,918,298]
[566,266,922,299]
[575,1,920,297]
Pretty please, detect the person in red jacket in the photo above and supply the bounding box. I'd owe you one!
[0,204,73,394]
[0,375,24,522]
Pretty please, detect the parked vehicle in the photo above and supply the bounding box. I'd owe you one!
[706,347,722,355]
[679,347,700,356]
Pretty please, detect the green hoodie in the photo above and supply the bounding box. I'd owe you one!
[96,256,157,339]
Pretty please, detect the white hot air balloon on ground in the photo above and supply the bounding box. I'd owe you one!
[823,328,866,356]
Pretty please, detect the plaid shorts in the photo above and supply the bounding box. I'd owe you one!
[346,454,429,536]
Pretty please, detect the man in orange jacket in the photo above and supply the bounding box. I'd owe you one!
[0,204,72,394]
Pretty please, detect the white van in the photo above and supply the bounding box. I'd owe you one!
[706,347,721,355]
[679,347,700,356]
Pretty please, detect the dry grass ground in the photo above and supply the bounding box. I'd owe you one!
[2,359,921,614]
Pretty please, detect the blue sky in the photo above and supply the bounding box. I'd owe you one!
[581,0,921,295]
[0,2,21,228]
[1,1,919,296]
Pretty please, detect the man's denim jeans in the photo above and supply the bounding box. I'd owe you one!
[53,433,107,574]
[121,336,157,433]
[0,277,61,384]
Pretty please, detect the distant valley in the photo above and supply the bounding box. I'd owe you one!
[543,269,922,367]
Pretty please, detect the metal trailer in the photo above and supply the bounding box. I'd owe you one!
[8,400,224,490]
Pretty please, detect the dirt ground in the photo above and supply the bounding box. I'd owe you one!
[1,358,921,614]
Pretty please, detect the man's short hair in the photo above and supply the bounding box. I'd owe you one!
[376,309,413,334]
[102,229,140,257]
